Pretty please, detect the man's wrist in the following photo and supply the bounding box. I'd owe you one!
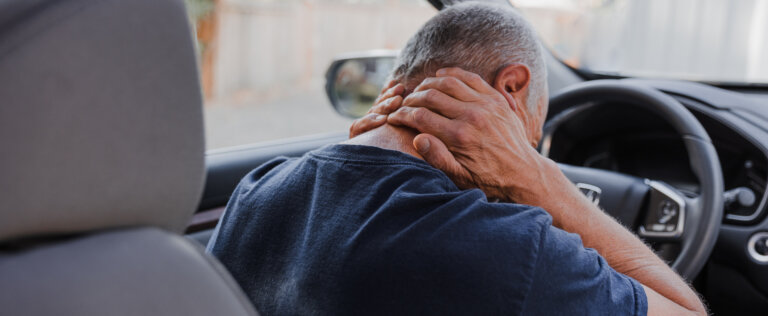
[506,157,593,223]
[504,156,560,204]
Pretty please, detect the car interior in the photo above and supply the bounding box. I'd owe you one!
[2,0,768,315]
[0,0,256,314]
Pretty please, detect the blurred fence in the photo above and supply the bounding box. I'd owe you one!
[190,0,433,104]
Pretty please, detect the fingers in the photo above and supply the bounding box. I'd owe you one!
[414,77,477,102]
[349,82,405,138]
[380,79,398,94]
[387,106,459,142]
[402,88,466,119]
[370,95,403,115]
[349,112,387,138]
[375,83,405,105]
[436,67,495,94]
[413,134,471,187]
[350,87,404,138]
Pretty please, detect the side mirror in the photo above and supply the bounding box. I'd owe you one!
[325,50,398,118]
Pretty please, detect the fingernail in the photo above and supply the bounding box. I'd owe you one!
[436,69,446,76]
[374,114,385,121]
[416,137,430,154]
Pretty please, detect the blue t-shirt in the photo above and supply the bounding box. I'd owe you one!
[208,144,647,315]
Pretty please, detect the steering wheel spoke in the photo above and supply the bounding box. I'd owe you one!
[638,180,686,242]
[547,80,724,280]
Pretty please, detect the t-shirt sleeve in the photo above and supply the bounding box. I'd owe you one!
[521,225,648,316]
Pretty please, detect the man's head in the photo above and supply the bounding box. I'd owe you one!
[391,2,548,144]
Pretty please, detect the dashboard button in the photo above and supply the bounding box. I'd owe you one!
[747,232,768,263]
[754,237,768,256]
[639,180,685,239]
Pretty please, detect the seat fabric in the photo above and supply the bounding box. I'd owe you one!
[0,0,259,314]
[0,228,258,315]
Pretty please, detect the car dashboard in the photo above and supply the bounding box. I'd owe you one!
[545,95,768,223]
[541,79,768,313]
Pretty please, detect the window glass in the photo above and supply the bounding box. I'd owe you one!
[185,0,434,150]
[513,0,768,84]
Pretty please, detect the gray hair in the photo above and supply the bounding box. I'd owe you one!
[392,2,547,110]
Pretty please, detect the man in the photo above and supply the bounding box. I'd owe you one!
[208,2,706,315]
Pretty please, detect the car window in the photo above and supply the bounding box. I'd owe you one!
[185,0,434,150]
[513,0,768,85]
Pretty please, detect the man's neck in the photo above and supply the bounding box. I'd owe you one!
[342,124,424,160]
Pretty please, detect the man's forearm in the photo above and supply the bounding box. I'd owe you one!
[512,158,706,315]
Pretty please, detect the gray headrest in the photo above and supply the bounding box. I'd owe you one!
[0,0,205,241]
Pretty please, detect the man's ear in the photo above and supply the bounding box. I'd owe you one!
[493,63,531,112]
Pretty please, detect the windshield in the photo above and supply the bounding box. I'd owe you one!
[512,0,768,85]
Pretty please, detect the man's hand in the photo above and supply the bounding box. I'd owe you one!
[349,80,405,138]
[386,67,707,316]
[386,67,552,203]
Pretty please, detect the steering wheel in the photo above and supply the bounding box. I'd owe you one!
[543,80,724,280]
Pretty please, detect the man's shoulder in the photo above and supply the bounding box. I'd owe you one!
[239,143,448,181]
[415,188,554,235]
[421,199,553,256]
[226,141,557,261]
[369,185,553,261]
[232,142,555,240]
